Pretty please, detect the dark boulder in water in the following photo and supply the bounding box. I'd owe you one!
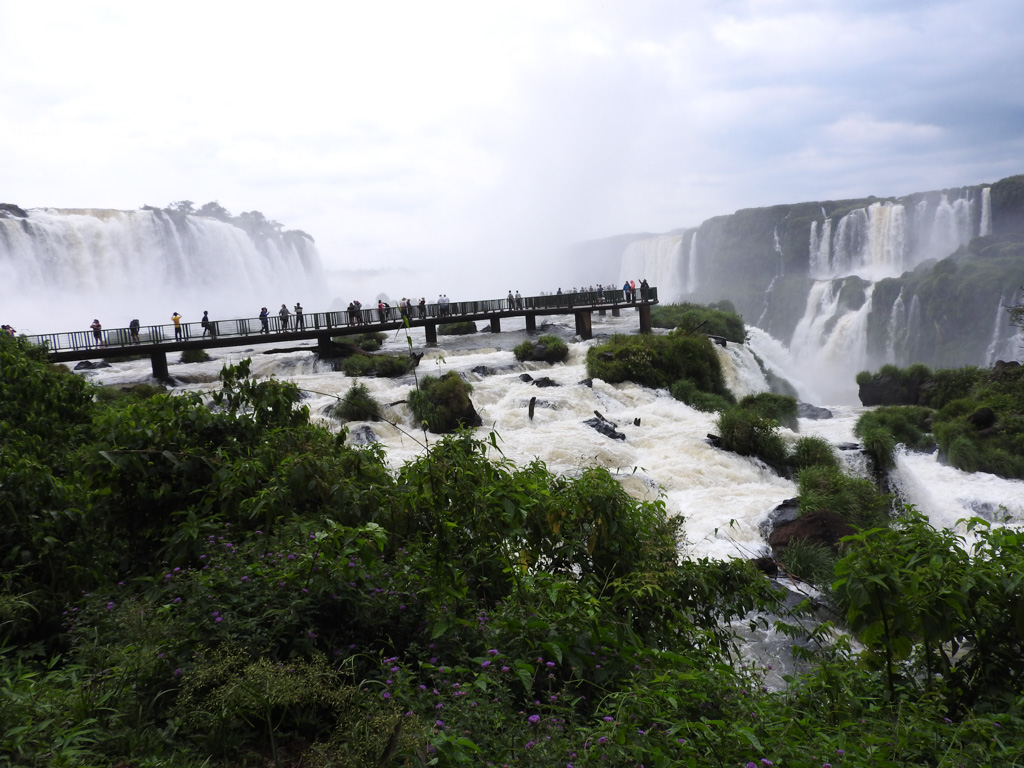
[797,402,832,420]
[532,376,559,388]
[348,425,378,445]
[767,510,855,556]
[74,360,111,370]
[584,416,625,441]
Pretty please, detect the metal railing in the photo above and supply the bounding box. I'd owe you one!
[26,287,657,354]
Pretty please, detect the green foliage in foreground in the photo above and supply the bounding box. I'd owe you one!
[797,465,892,530]
[650,301,746,343]
[586,331,730,397]
[854,405,936,472]
[4,333,1024,767]
[513,334,569,363]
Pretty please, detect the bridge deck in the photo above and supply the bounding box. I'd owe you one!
[29,288,658,365]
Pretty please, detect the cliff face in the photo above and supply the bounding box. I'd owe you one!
[594,176,1024,396]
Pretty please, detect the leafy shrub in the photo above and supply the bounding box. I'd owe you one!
[407,372,481,433]
[513,334,569,363]
[854,405,936,471]
[669,378,734,412]
[789,435,839,471]
[919,366,984,408]
[438,321,477,335]
[738,392,798,431]
[650,302,745,342]
[714,406,788,469]
[341,352,416,377]
[180,348,211,363]
[586,332,729,396]
[778,538,837,587]
[332,381,381,421]
[797,465,892,529]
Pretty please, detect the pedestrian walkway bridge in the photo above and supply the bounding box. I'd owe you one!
[30,287,659,378]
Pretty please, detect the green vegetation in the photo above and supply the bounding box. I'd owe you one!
[586,331,731,400]
[341,331,387,352]
[4,333,1024,767]
[737,392,798,431]
[180,348,211,363]
[714,405,789,470]
[789,435,840,472]
[797,465,892,530]
[650,301,745,342]
[331,381,382,422]
[668,378,734,412]
[438,320,477,335]
[407,371,481,433]
[513,334,569,363]
[856,362,1024,479]
[854,405,935,472]
[340,352,417,377]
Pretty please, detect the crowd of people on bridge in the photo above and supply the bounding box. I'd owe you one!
[72,280,651,350]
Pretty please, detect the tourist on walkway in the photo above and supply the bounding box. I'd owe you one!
[294,303,304,329]
[90,318,103,347]
[259,307,269,334]
[419,297,426,318]
[172,312,183,340]
[201,310,213,338]
[129,318,140,343]
[279,304,291,330]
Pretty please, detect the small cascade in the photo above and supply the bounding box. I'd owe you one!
[808,217,832,278]
[981,186,993,236]
[755,275,779,328]
[926,193,974,261]
[685,231,699,293]
[885,288,907,364]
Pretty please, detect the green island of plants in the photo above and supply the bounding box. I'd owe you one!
[855,362,1024,478]
[406,370,482,433]
[650,300,746,343]
[3,332,1024,766]
[513,334,569,363]
[437,320,477,335]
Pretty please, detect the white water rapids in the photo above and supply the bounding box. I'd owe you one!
[76,312,1024,560]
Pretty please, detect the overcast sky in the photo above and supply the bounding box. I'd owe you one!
[2,0,1023,296]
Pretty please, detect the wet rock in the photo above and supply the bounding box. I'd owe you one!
[74,360,111,370]
[584,416,625,440]
[348,425,379,445]
[751,556,778,577]
[759,498,800,538]
[532,376,559,388]
[968,406,996,430]
[578,378,593,388]
[797,402,833,419]
[519,373,533,382]
[835,442,860,451]
[471,366,492,376]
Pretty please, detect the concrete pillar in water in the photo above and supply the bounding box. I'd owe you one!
[150,350,168,379]
[612,307,620,317]
[489,317,501,334]
[638,303,652,334]
[317,335,333,355]
[574,310,592,340]
[425,323,437,344]
[525,313,536,332]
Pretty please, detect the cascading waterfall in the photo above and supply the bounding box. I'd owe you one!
[619,234,686,300]
[981,186,993,236]
[885,289,906,364]
[687,230,699,293]
[0,208,328,334]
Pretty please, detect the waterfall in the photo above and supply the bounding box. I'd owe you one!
[687,230,699,293]
[980,186,993,236]
[0,208,328,335]
[885,288,906,364]
[619,234,686,301]
[790,281,874,403]
[808,217,832,278]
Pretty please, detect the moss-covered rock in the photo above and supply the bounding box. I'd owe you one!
[650,303,745,343]
[407,372,482,433]
[586,331,729,397]
[513,335,569,363]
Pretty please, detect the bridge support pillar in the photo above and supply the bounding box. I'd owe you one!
[638,303,652,334]
[598,308,606,316]
[612,307,620,317]
[489,317,501,334]
[525,313,536,332]
[574,310,592,340]
[425,323,437,344]
[317,335,334,356]
[150,350,169,379]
